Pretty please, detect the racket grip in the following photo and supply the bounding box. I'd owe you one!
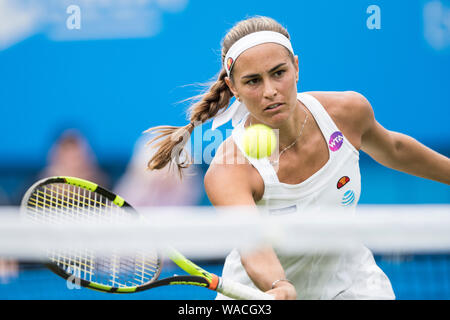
[217,278,274,300]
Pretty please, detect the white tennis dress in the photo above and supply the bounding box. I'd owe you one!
[216,93,395,300]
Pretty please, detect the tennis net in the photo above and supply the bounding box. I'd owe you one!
[0,205,449,300]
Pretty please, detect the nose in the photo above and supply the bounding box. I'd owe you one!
[263,79,277,99]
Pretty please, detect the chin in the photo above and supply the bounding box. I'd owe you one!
[263,113,289,128]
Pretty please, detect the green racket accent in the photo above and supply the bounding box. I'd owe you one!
[88,282,114,292]
[63,176,98,192]
[87,282,137,293]
[115,287,137,293]
[113,195,125,207]
[167,248,214,283]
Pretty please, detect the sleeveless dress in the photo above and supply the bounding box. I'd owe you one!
[216,93,395,300]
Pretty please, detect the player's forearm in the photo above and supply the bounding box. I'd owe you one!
[386,132,450,185]
[240,246,287,292]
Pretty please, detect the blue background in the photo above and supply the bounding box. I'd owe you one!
[1,0,449,205]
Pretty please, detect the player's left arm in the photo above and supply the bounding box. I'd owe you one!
[351,92,450,185]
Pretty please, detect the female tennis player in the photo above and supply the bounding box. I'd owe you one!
[146,16,450,300]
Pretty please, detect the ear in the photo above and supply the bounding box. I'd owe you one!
[224,76,239,100]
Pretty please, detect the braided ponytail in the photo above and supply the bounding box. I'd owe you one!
[145,68,232,174]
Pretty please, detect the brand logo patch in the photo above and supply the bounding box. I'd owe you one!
[341,190,355,206]
[227,57,234,71]
[337,176,350,189]
[329,131,344,152]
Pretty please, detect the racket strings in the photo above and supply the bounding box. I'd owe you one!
[30,185,115,218]
[27,187,100,224]
[24,183,162,288]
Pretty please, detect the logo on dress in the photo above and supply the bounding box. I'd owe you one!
[341,190,355,206]
[329,131,344,152]
[337,176,350,189]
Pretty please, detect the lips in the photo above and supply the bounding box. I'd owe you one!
[264,103,284,111]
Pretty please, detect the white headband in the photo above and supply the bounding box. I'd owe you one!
[224,31,294,77]
[212,31,295,130]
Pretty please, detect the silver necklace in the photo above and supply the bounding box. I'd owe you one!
[249,105,308,164]
[278,107,308,159]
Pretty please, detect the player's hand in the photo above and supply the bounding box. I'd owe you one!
[266,281,297,300]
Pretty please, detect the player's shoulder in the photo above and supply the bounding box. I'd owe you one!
[306,91,374,126]
[204,136,264,204]
[305,91,372,114]
[304,91,375,148]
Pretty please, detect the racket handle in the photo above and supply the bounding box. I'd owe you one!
[217,278,274,300]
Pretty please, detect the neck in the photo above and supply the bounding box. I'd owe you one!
[277,100,307,150]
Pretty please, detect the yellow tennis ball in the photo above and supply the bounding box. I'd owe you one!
[243,124,277,159]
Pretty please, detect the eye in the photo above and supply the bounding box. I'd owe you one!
[273,69,286,78]
[246,78,260,85]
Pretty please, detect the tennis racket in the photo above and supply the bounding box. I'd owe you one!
[20,176,273,300]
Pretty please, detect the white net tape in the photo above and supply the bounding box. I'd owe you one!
[0,205,449,259]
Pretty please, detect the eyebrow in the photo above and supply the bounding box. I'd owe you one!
[241,62,287,79]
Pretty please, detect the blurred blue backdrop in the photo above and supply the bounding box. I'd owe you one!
[0,0,449,205]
